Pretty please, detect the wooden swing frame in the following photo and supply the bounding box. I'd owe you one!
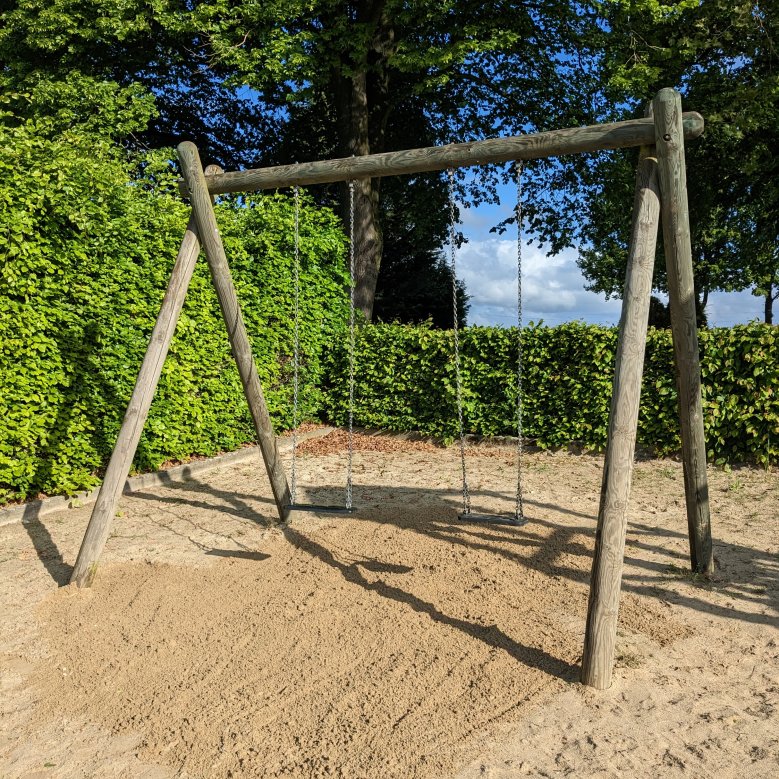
[70,88,713,691]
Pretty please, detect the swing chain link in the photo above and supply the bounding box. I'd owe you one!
[515,163,525,523]
[290,182,355,513]
[293,171,517,522]
[448,169,471,516]
[346,180,356,510]
[291,185,301,504]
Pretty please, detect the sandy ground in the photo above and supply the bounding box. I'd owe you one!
[1,431,777,778]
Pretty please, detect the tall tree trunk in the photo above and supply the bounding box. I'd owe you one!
[333,61,382,321]
[329,1,391,322]
[766,283,774,325]
[332,71,383,321]
[351,176,382,320]
[693,281,709,328]
[699,285,709,327]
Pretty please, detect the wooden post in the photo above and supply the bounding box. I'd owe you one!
[70,166,223,588]
[581,134,661,689]
[652,89,714,575]
[177,142,291,524]
[184,113,705,196]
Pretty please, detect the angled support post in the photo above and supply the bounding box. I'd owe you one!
[652,89,714,575]
[177,142,291,524]
[581,117,661,689]
[70,166,223,588]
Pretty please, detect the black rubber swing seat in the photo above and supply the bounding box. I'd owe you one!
[458,512,528,527]
[286,504,356,515]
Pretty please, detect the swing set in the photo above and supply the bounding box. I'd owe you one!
[69,88,713,690]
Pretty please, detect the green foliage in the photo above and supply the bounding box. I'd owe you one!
[1,0,602,319]
[572,0,779,318]
[1,0,775,508]
[324,322,778,466]
[0,109,348,504]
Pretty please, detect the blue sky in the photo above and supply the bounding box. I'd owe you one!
[455,181,766,328]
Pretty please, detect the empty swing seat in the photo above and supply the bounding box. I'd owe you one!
[458,512,527,527]
[286,503,355,515]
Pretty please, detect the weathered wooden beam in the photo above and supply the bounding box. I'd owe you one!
[653,89,714,575]
[580,117,661,689]
[177,141,291,523]
[70,165,223,588]
[180,113,704,196]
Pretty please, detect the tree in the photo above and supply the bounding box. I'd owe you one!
[196,0,601,319]
[0,0,284,163]
[568,0,779,323]
[265,79,470,326]
[1,0,599,322]
[374,172,469,329]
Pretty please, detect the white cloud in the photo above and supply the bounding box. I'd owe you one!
[706,290,764,327]
[456,237,623,327]
[451,182,768,328]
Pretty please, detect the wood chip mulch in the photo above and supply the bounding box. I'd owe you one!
[293,428,523,459]
[294,429,442,456]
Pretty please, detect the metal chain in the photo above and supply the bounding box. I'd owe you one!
[291,185,301,503]
[346,180,356,510]
[448,169,470,515]
[515,163,525,522]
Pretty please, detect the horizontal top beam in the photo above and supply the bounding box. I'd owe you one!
[179,112,703,196]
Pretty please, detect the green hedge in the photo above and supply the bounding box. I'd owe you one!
[2,98,775,506]
[324,322,778,466]
[0,117,349,504]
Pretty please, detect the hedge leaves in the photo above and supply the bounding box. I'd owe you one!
[324,322,778,467]
[0,111,348,504]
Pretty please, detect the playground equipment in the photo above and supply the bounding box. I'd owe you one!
[448,164,527,527]
[287,184,356,515]
[69,88,714,691]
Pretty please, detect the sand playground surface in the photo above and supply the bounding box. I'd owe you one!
[1,429,778,778]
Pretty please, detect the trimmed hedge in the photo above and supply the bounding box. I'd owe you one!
[2,100,774,505]
[324,322,778,466]
[0,119,349,504]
